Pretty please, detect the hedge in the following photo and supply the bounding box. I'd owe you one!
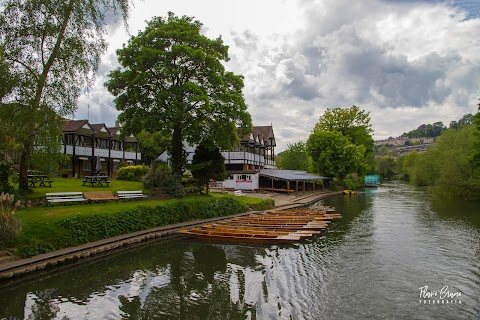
[50,197,249,249]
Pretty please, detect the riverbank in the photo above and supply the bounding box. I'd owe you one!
[0,190,343,284]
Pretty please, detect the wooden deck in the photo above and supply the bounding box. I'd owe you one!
[257,187,296,193]
[178,207,341,243]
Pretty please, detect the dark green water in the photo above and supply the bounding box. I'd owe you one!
[0,182,479,319]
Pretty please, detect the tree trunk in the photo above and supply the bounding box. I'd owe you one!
[170,123,185,176]
[19,137,33,190]
[18,0,76,192]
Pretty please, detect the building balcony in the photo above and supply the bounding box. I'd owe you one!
[222,151,265,166]
[62,145,141,160]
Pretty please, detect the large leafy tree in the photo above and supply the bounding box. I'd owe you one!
[136,130,170,165]
[0,0,131,190]
[276,141,312,172]
[190,141,226,194]
[307,130,366,179]
[105,13,252,175]
[313,105,375,173]
[469,112,480,167]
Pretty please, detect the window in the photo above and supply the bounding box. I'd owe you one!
[100,139,108,148]
[227,175,234,180]
[83,160,91,172]
[237,174,251,181]
[82,136,92,147]
[64,134,73,145]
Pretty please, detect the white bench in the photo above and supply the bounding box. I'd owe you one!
[117,190,147,200]
[233,190,245,196]
[46,192,87,205]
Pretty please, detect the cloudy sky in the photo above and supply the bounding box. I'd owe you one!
[76,0,480,152]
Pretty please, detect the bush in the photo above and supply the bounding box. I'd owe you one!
[116,165,150,181]
[57,197,249,247]
[144,166,186,198]
[0,193,22,242]
[22,243,55,257]
[0,159,14,194]
[247,198,275,211]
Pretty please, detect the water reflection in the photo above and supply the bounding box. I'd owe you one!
[0,183,479,319]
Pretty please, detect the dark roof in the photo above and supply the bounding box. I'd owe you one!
[63,119,90,132]
[108,127,120,135]
[238,125,276,146]
[91,123,111,137]
[259,169,329,181]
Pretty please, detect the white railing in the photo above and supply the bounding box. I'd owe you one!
[62,145,141,161]
[222,151,265,164]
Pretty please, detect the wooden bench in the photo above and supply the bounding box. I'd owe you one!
[117,191,147,200]
[84,191,118,202]
[46,192,87,205]
[234,190,245,196]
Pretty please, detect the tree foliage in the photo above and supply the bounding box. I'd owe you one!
[190,142,226,194]
[375,156,396,180]
[470,112,480,167]
[136,130,170,165]
[106,13,252,175]
[276,141,312,172]
[313,105,375,173]
[403,125,480,198]
[307,130,366,179]
[0,0,131,190]
[402,122,447,138]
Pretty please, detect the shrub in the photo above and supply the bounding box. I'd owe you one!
[57,197,249,247]
[247,198,275,211]
[0,159,14,194]
[116,165,150,181]
[144,166,186,198]
[0,193,22,242]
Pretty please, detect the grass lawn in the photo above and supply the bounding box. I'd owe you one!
[13,177,145,200]
[4,189,273,256]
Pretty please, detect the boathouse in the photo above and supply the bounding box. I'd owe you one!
[364,174,380,187]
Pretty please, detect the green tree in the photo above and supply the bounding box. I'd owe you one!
[417,126,480,198]
[0,0,131,190]
[307,130,366,179]
[458,114,474,127]
[470,112,480,167]
[376,155,396,180]
[190,142,226,194]
[276,141,312,172]
[313,105,375,173]
[401,150,420,181]
[136,130,170,165]
[106,13,252,175]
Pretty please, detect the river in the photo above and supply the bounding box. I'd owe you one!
[0,182,479,319]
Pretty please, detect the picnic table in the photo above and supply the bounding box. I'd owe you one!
[82,175,111,187]
[28,174,53,187]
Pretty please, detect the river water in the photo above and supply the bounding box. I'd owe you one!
[0,182,479,319]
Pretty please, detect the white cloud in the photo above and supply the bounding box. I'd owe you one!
[80,0,480,152]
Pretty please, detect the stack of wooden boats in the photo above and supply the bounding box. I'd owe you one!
[179,207,342,243]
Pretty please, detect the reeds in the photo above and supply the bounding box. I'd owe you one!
[0,192,22,242]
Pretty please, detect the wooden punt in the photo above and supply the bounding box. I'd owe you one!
[246,215,336,221]
[264,211,342,218]
[179,229,301,243]
[205,224,322,235]
[229,218,331,225]
[214,222,328,231]
[178,207,342,243]
[200,225,317,237]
